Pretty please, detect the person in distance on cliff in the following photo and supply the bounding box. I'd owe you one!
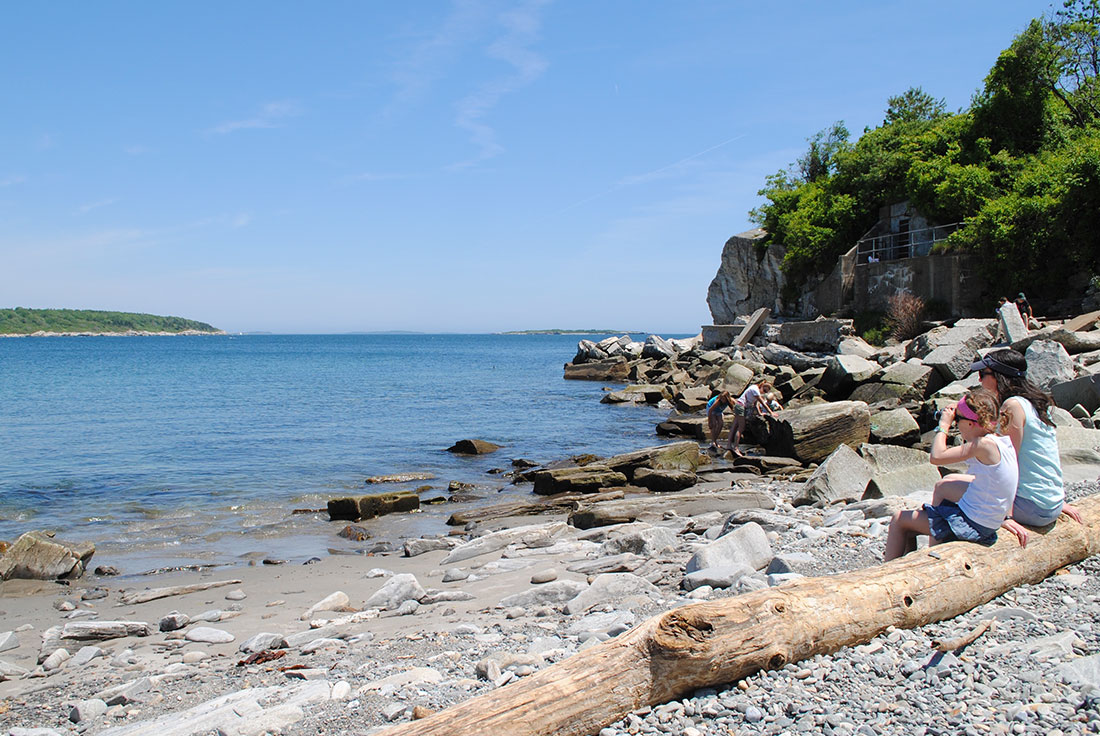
[883,389,1017,560]
[728,380,778,457]
[706,391,736,453]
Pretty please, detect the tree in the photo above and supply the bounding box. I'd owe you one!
[797,122,850,182]
[884,86,947,125]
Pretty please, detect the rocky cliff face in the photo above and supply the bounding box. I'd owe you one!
[706,228,786,324]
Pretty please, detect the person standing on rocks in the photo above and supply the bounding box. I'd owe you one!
[971,349,1084,546]
[706,390,736,453]
[728,380,777,457]
[884,389,1017,560]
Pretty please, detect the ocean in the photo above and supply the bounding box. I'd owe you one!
[0,334,680,573]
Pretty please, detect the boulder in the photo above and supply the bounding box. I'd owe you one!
[869,408,921,445]
[499,580,588,608]
[838,337,877,359]
[760,343,827,372]
[1025,340,1074,391]
[601,384,665,404]
[530,465,627,495]
[632,468,697,492]
[1018,327,1100,355]
[327,491,419,522]
[719,363,755,395]
[765,401,872,464]
[922,341,982,382]
[908,320,996,360]
[0,531,95,581]
[859,444,931,473]
[850,360,941,403]
[364,573,426,611]
[685,521,772,574]
[563,359,630,382]
[682,565,753,591]
[674,386,712,413]
[600,526,678,557]
[564,573,661,615]
[793,444,873,506]
[641,335,677,361]
[1052,374,1100,415]
[443,522,567,564]
[766,552,818,576]
[863,464,943,498]
[820,354,880,398]
[998,301,1029,344]
[602,441,706,479]
[447,439,501,455]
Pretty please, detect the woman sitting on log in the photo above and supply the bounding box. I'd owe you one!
[884,389,1017,560]
[970,349,1083,546]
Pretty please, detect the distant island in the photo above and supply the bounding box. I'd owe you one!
[500,329,644,335]
[0,308,223,336]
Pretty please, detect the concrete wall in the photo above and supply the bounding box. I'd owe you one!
[852,252,981,316]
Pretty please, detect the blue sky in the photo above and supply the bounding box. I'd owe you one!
[1,1,1051,333]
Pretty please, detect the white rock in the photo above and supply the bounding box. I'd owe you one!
[185,627,235,644]
[71,645,104,666]
[300,591,351,620]
[0,630,19,652]
[330,680,351,700]
[69,698,108,723]
[182,651,208,664]
[42,647,71,671]
[224,589,247,601]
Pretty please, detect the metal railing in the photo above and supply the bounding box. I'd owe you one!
[856,222,964,264]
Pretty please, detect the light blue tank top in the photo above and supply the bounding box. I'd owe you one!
[1007,396,1064,512]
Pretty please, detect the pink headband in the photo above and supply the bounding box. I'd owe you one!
[955,396,981,423]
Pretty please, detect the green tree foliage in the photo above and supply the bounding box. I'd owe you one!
[752,0,1100,304]
[0,308,220,335]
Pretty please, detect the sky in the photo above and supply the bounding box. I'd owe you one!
[0,1,1055,334]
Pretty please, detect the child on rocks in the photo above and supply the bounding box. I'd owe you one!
[884,388,1017,561]
[706,390,736,453]
[728,380,778,457]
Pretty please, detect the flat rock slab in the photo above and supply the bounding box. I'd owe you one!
[447,439,502,454]
[60,621,152,641]
[185,627,236,644]
[569,489,775,530]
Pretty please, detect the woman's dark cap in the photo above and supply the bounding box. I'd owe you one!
[968,353,1025,379]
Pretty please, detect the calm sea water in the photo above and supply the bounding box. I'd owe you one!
[0,334,679,573]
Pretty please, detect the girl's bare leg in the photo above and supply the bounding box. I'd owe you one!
[932,475,973,505]
[884,509,931,561]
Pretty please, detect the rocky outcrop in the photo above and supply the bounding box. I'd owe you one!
[706,229,786,324]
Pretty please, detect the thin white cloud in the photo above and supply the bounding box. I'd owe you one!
[207,101,300,135]
[448,0,551,170]
[557,134,747,214]
[0,175,25,187]
[75,198,118,215]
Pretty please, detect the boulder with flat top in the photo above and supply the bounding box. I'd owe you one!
[0,531,95,581]
[765,401,872,464]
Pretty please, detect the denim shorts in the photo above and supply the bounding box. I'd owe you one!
[1011,494,1062,527]
[924,500,998,546]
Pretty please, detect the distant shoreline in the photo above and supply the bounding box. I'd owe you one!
[499,329,645,335]
[0,329,227,338]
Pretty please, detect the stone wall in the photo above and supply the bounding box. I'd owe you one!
[852,251,981,316]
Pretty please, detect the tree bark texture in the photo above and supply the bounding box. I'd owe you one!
[374,494,1100,736]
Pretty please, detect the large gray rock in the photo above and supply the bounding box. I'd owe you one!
[707,229,785,323]
[632,467,697,492]
[1019,327,1100,355]
[443,522,567,564]
[907,320,996,360]
[641,335,677,361]
[530,465,628,495]
[1026,340,1075,391]
[760,343,828,372]
[766,401,872,464]
[0,531,95,581]
[850,360,941,403]
[563,359,630,382]
[922,341,983,382]
[864,463,943,498]
[564,573,661,615]
[600,526,678,557]
[820,354,880,398]
[682,565,753,591]
[859,444,932,473]
[685,521,772,573]
[603,441,706,479]
[838,337,877,359]
[1052,374,1100,415]
[364,573,426,611]
[999,301,1029,344]
[499,580,588,608]
[869,408,921,446]
[793,444,873,506]
[719,363,755,395]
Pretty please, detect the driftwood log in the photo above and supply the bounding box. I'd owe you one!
[375,493,1100,736]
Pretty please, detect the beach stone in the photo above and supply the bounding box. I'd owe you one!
[793,443,873,506]
[182,651,208,664]
[394,599,420,616]
[760,343,826,372]
[632,467,697,492]
[600,526,677,558]
[447,439,501,454]
[71,645,104,666]
[719,509,798,533]
[1052,374,1100,414]
[443,522,567,564]
[300,591,351,620]
[566,610,636,636]
[42,647,70,671]
[0,630,18,652]
[185,627,235,644]
[686,521,772,573]
[420,590,475,604]
[766,552,817,575]
[565,573,661,615]
[403,537,454,557]
[0,659,29,680]
[338,524,371,541]
[530,465,627,495]
[365,573,426,611]
[0,530,95,581]
[224,589,247,601]
[69,698,108,724]
[682,564,753,591]
[499,580,588,608]
[61,620,153,641]
[566,553,645,576]
[9,729,64,736]
[361,666,444,692]
[239,632,288,653]
[531,570,558,584]
[441,568,468,582]
[765,401,871,464]
[1056,652,1100,693]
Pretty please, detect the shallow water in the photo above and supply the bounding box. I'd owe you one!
[0,334,678,572]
